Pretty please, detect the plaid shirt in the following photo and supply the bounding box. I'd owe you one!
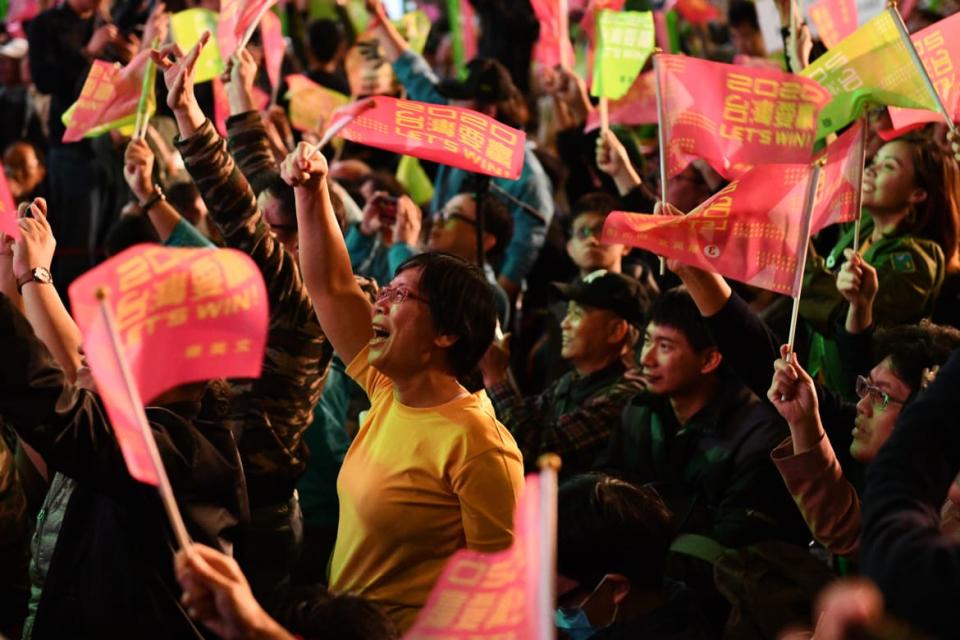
[487,361,645,477]
[176,119,332,507]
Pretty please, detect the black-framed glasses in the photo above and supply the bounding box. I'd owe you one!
[376,285,429,306]
[434,207,476,228]
[855,375,907,411]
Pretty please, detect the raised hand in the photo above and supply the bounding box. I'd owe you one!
[123,138,156,204]
[596,129,642,195]
[11,199,56,281]
[280,142,329,192]
[151,31,210,135]
[392,196,422,247]
[768,344,823,450]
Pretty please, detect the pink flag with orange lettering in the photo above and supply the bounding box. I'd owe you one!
[888,13,960,130]
[0,167,19,241]
[659,53,831,180]
[603,163,816,296]
[405,473,548,639]
[68,245,269,485]
[62,50,153,143]
[329,97,526,179]
[812,119,865,234]
[585,71,657,132]
[530,0,576,68]
[808,0,858,50]
[218,0,277,59]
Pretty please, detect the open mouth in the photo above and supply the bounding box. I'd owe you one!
[371,325,391,344]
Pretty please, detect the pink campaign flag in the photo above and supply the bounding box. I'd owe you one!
[807,0,858,50]
[4,0,39,27]
[530,0,576,68]
[218,0,277,60]
[659,53,831,180]
[260,9,284,94]
[0,166,19,241]
[585,71,657,131]
[405,473,550,639]
[603,163,816,296]
[329,97,526,179]
[889,13,960,130]
[68,245,269,485]
[812,119,865,233]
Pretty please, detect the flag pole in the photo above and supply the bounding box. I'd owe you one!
[134,41,159,140]
[890,4,957,134]
[238,2,276,53]
[787,159,825,355]
[559,0,570,69]
[786,0,802,73]
[536,454,561,640]
[95,287,192,551]
[599,97,610,134]
[851,116,869,253]
[653,50,668,275]
[309,99,376,159]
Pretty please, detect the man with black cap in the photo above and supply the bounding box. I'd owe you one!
[480,269,647,478]
[363,0,554,301]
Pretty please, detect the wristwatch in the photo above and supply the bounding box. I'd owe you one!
[17,266,53,294]
[140,184,166,214]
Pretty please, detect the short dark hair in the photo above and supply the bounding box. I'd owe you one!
[308,18,347,64]
[728,0,760,30]
[395,252,497,379]
[271,585,397,640]
[569,191,621,238]
[459,175,513,261]
[265,173,298,229]
[873,320,960,394]
[557,473,676,592]
[104,212,160,256]
[647,287,716,352]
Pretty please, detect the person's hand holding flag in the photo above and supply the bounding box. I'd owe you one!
[223,46,258,115]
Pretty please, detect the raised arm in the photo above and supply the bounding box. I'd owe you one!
[124,139,186,242]
[364,0,409,63]
[11,199,83,381]
[283,143,373,364]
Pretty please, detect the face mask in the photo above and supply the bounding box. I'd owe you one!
[554,577,616,640]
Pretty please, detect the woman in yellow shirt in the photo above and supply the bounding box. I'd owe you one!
[280,146,525,633]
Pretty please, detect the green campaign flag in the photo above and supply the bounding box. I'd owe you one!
[171,8,224,84]
[800,8,939,138]
[590,9,655,100]
[396,155,434,206]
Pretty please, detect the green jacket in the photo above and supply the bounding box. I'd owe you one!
[801,215,945,392]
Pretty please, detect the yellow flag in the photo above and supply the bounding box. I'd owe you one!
[801,8,939,138]
[171,8,225,84]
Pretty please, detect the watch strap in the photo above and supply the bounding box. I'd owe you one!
[16,268,52,294]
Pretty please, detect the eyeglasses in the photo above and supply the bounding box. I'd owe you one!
[434,207,476,228]
[572,223,605,240]
[855,375,907,411]
[376,285,429,306]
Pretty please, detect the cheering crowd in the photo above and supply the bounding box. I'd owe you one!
[2,0,960,637]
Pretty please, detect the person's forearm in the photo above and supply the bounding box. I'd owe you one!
[788,413,826,454]
[174,103,207,140]
[674,265,732,317]
[21,283,84,381]
[845,301,873,335]
[368,11,408,62]
[227,84,255,117]
[612,166,642,196]
[297,181,352,297]
[144,199,183,242]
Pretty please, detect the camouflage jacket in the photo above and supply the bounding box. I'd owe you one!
[176,119,332,507]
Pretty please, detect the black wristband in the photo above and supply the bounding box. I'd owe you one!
[141,185,166,213]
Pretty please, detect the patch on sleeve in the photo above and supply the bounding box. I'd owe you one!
[891,252,916,273]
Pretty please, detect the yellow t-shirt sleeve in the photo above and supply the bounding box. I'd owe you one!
[346,343,391,399]
[451,441,525,553]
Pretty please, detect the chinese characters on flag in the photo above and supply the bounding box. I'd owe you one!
[590,10,655,100]
[603,164,815,296]
[808,0,858,50]
[68,246,269,484]
[889,12,960,130]
[659,54,830,180]
[329,97,526,180]
[62,50,155,143]
[405,474,548,640]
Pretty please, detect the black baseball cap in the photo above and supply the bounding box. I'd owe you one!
[550,270,651,326]
[436,58,515,103]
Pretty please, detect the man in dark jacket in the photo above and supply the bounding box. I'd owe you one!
[0,292,248,639]
[597,288,806,630]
